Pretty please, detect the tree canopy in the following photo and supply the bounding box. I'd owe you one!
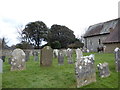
[22,21,48,49]
[48,24,76,48]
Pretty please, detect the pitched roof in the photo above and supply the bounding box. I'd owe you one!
[84,18,118,38]
[103,21,120,43]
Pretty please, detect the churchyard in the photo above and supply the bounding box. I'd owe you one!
[1,48,119,88]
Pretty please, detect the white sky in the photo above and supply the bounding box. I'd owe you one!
[0,0,119,46]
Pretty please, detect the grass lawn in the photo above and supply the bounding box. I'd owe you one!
[2,52,119,88]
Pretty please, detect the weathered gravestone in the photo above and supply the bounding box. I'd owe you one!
[34,51,39,61]
[75,55,96,88]
[40,46,53,66]
[58,50,64,65]
[53,49,59,58]
[114,47,120,72]
[0,59,3,73]
[24,50,30,62]
[76,48,83,61]
[67,48,73,64]
[97,62,110,78]
[11,49,26,71]
[8,57,12,64]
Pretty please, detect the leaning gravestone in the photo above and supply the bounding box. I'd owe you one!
[114,47,120,72]
[97,62,110,78]
[11,49,26,71]
[40,46,53,66]
[75,55,96,88]
[76,48,83,61]
[0,59,3,73]
[67,48,73,64]
[34,51,39,61]
[58,50,64,65]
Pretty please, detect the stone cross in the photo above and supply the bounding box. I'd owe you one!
[58,50,64,65]
[114,47,120,72]
[97,62,110,78]
[0,59,3,73]
[75,55,96,88]
[67,48,73,64]
[11,49,26,71]
[40,46,53,66]
[75,48,83,61]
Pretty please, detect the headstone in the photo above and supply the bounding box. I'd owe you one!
[67,48,73,64]
[114,47,120,72]
[76,48,83,61]
[0,59,3,73]
[8,57,12,64]
[58,50,64,65]
[75,55,96,88]
[40,46,53,66]
[11,49,26,71]
[97,62,110,78]
[34,51,39,61]
[29,51,33,56]
[25,50,30,62]
[62,49,67,56]
[53,49,59,58]
[1,56,5,62]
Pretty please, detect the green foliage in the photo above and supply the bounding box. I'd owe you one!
[48,24,76,48]
[2,53,118,88]
[15,41,33,49]
[67,38,84,49]
[51,41,61,49]
[22,21,49,49]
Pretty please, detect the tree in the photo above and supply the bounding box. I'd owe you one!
[48,24,76,48]
[22,21,48,49]
[67,38,84,49]
[15,41,34,49]
[1,37,9,49]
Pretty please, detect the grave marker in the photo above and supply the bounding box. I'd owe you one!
[40,46,53,66]
[75,55,96,88]
[58,50,64,65]
[97,62,110,78]
[11,49,26,71]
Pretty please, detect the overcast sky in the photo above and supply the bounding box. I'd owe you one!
[0,0,119,46]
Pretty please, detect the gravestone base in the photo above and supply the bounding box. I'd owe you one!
[77,73,96,88]
[68,59,73,64]
[11,64,26,71]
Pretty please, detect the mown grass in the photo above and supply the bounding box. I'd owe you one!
[2,52,119,88]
